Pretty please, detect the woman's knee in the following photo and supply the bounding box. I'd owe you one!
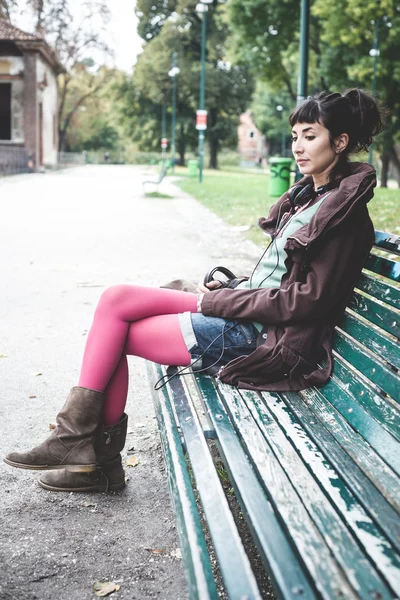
[97,284,135,313]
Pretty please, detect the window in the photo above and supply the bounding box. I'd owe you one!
[0,83,11,140]
[249,130,255,139]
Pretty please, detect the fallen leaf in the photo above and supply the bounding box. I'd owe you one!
[0,354,8,358]
[93,581,120,597]
[83,502,97,508]
[32,372,42,377]
[126,456,139,467]
[28,395,37,399]
[144,547,167,555]
[49,423,56,430]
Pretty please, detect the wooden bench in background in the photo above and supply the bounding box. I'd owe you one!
[147,230,400,600]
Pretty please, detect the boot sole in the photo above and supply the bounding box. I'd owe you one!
[3,458,97,472]
[38,480,126,493]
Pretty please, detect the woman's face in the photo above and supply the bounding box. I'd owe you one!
[291,121,342,186]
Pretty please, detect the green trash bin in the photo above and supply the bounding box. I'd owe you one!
[268,157,293,197]
[188,159,198,178]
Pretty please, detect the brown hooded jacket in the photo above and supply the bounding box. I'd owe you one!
[200,162,376,391]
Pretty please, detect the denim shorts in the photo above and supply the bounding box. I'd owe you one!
[178,312,259,374]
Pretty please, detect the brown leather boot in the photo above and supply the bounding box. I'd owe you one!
[3,387,104,472]
[38,413,128,492]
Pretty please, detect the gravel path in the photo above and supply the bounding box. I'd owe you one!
[0,165,263,600]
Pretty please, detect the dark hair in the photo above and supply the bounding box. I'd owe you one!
[289,89,386,167]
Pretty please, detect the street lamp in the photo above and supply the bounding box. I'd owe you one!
[196,0,213,183]
[276,105,285,157]
[368,19,380,165]
[168,52,180,173]
[297,0,310,106]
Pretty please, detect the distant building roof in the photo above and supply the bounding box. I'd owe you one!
[0,19,64,73]
[0,19,42,42]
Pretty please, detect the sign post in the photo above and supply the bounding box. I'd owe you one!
[196,109,207,183]
[161,137,168,166]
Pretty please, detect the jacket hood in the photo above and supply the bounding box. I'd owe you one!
[259,162,376,246]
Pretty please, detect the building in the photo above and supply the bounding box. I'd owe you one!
[237,110,268,167]
[0,20,63,172]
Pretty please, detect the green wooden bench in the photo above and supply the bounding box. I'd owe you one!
[147,230,400,600]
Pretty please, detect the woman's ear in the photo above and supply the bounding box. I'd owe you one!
[335,133,349,154]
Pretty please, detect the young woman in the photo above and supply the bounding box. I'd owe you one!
[4,88,385,493]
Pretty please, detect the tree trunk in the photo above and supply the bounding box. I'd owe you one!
[208,108,218,169]
[389,147,400,187]
[178,123,185,166]
[380,153,389,188]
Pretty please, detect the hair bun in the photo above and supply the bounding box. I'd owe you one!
[343,88,386,152]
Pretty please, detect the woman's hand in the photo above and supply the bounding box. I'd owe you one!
[197,280,222,294]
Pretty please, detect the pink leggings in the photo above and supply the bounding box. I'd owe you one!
[78,285,197,425]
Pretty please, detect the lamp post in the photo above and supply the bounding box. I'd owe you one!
[168,52,180,173]
[297,0,310,106]
[276,105,285,157]
[368,19,380,165]
[196,0,213,183]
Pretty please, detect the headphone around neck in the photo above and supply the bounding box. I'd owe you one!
[288,180,337,211]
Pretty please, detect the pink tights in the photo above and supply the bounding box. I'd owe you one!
[78,285,197,425]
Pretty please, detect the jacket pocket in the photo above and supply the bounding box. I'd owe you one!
[281,344,313,380]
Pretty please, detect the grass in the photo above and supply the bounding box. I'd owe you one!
[174,166,400,246]
[145,191,173,199]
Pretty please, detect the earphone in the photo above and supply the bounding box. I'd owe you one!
[153,321,240,390]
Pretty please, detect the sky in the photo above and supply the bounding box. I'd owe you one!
[96,0,144,72]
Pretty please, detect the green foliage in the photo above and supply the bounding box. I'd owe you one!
[136,0,177,41]
[227,0,400,183]
[250,81,293,154]
[63,66,133,156]
[121,0,254,167]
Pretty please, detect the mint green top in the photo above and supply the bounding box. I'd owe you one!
[237,195,328,331]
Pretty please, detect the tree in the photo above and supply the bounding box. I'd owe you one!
[250,81,293,156]
[0,0,15,20]
[228,0,399,185]
[135,0,177,41]
[8,0,114,151]
[127,0,253,168]
[58,63,115,151]
[312,0,400,186]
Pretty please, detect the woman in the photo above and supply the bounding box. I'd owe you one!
[4,88,385,493]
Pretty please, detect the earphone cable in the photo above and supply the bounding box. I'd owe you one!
[153,321,239,390]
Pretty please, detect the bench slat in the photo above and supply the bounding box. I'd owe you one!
[348,291,400,340]
[252,390,400,593]
[339,312,400,371]
[333,330,400,402]
[321,372,400,474]
[331,357,400,442]
[364,253,400,283]
[356,272,400,310]
[277,390,400,553]
[212,380,388,599]
[374,231,400,256]
[146,363,219,600]
[165,369,263,600]
[298,386,400,513]
[194,374,319,600]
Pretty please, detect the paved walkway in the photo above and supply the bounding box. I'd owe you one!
[0,165,261,600]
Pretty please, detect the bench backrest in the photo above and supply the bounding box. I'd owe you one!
[301,229,400,501]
